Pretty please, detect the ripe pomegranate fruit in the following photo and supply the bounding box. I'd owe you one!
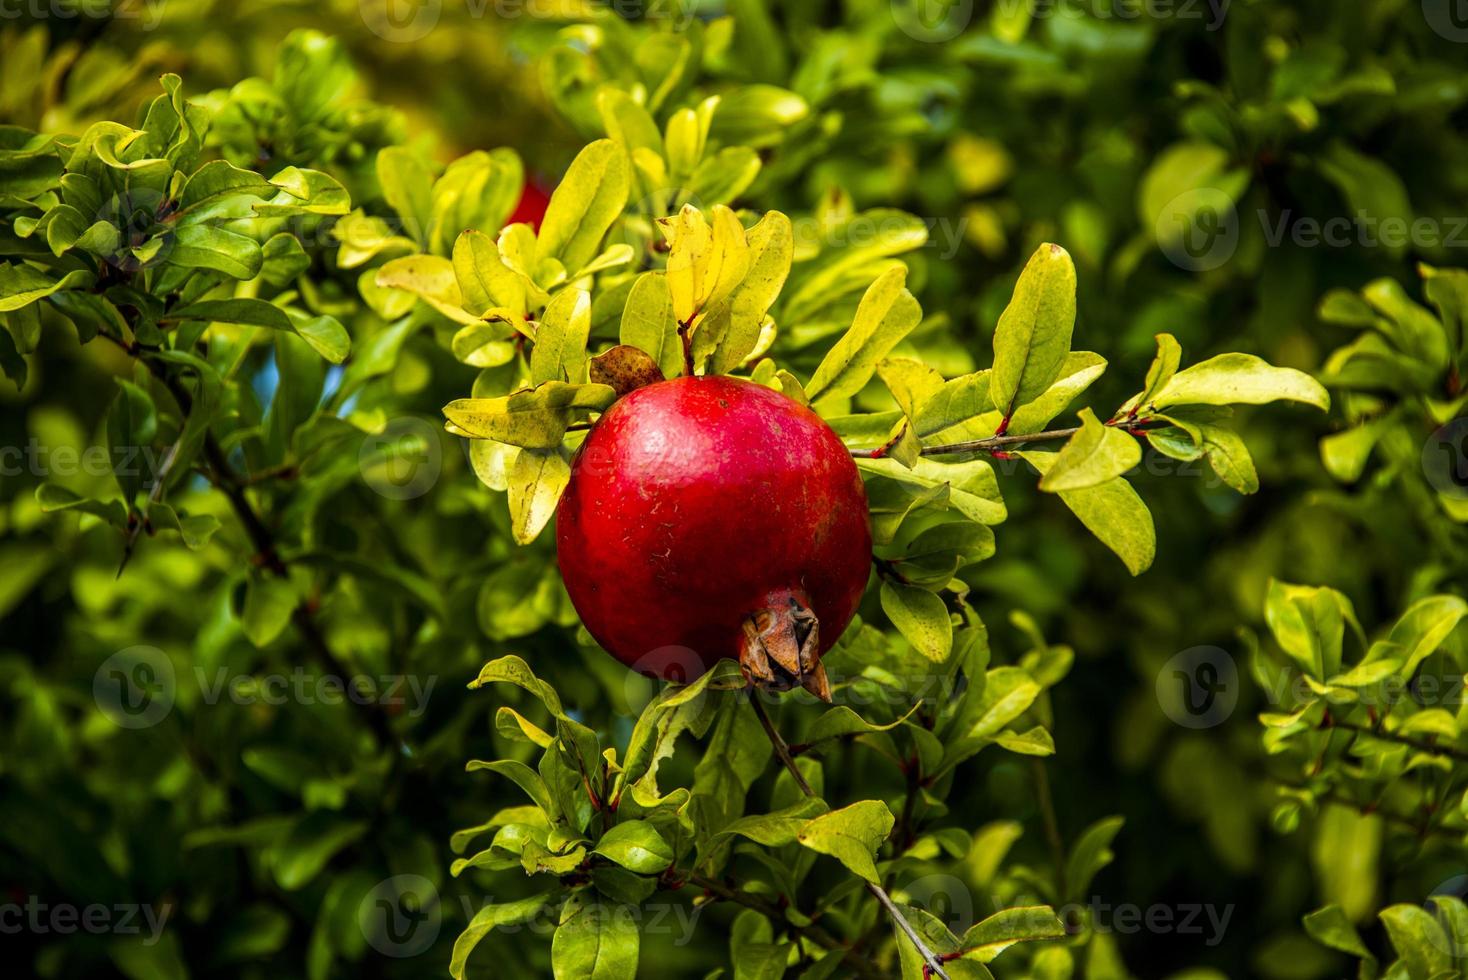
[556,376,872,699]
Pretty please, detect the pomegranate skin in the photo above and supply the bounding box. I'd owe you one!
[555,375,873,681]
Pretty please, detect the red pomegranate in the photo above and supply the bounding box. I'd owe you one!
[506,181,551,230]
[556,376,872,699]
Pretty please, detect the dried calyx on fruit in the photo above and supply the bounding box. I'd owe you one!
[555,375,872,700]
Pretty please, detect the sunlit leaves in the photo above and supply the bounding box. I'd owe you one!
[443,382,615,449]
[990,244,1077,418]
[1038,409,1141,492]
[660,203,750,329]
[807,266,922,404]
[530,288,592,385]
[536,139,630,276]
[507,449,571,545]
[1022,452,1155,575]
[796,800,894,884]
[880,581,953,662]
[620,272,682,379]
[1151,353,1330,411]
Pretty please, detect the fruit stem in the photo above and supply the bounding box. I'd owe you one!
[677,312,697,376]
[748,697,951,980]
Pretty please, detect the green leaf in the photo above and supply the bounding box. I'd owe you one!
[452,893,556,980]
[1387,595,1468,677]
[967,667,1041,739]
[993,727,1056,757]
[714,798,831,849]
[592,820,673,874]
[377,147,435,244]
[1022,452,1154,575]
[1264,580,1356,679]
[880,581,953,662]
[376,254,478,325]
[532,288,592,385]
[620,272,682,379]
[465,759,555,814]
[1302,905,1376,964]
[1038,409,1142,492]
[1064,816,1123,901]
[857,457,1007,526]
[552,893,639,980]
[913,371,995,438]
[242,574,296,647]
[1379,904,1451,980]
[110,932,188,980]
[453,228,530,320]
[443,382,616,449]
[797,800,895,885]
[168,299,349,363]
[1198,424,1258,494]
[168,224,263,279]
[507,448,571,545]
[0,264,93,312]
[1152,353,1330,411]
[432,148,524,255]
[537,139,630,276]
[1310,806,1381,923]
[959,906,1066,963]
[990,244,1077,417]
[35,484,127,527]
[1126,333,1183,413]
[806,266,922,404]
[269,813,367,891]
[469,654,565,716]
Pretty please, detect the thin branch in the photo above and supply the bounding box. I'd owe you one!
[685,873,883,979]
[1327,718,1468,763]
[1030,759,1068,904]
[852,418,1164,460]
[99,330,399,753]
[748,695,951,980]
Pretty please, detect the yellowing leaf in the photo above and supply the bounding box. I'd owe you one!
[443,382,615,449]
[376,255,477,325]
[507,448,570,545]
[536,139,630,275]
[1152,352,1331,411]
[530,288,591,385]
[1023,451,1155,575]
[807,266,922,403]
[1039,409,1142,492]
